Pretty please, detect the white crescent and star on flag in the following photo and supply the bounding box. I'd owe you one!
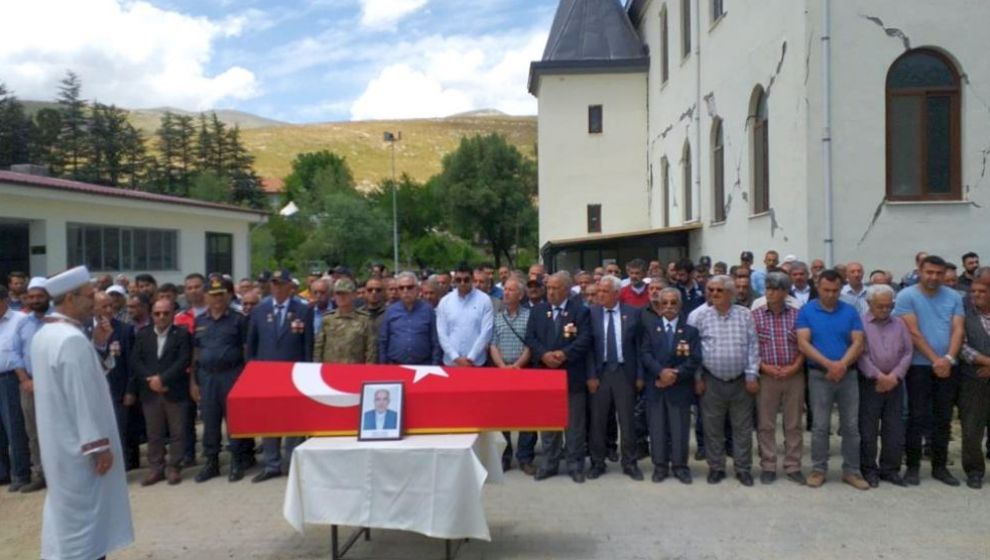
[290,363,449,408]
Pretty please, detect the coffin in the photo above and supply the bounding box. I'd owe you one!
[227,361,568,437]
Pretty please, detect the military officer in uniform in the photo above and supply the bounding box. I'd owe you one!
[314,279,377,364]
[191,278,252,483]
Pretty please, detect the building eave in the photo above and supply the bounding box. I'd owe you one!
[528,57,650,96]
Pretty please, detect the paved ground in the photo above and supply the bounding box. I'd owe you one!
[2,428,989,560]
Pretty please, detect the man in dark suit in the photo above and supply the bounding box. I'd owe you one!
[93,291,142,471]
[362,389,398,430]
[587,275,643,480]
[128,299,192,486]
[246,269,314,483]
[639,286,702,484]
[524,271,592,483]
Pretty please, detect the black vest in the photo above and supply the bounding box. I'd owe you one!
[962,308,990,378]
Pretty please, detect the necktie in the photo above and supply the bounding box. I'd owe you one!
[275,304,285,329]
[553,306,562,321]
[606,309,618,368]
[666,323,675,352]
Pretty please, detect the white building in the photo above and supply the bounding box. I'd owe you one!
[530,0,990,276]
[0,169,267,285]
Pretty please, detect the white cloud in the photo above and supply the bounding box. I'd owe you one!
[0,0,259,110]
[349,30,547,120]
[359,0,428,30]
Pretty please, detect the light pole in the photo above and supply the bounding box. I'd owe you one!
[384,131,400,274]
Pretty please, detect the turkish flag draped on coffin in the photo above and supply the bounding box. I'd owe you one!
[227,361,568,437]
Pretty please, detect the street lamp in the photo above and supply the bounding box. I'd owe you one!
[384,131,401,273]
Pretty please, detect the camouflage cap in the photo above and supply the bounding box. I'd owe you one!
[333,278,356,293]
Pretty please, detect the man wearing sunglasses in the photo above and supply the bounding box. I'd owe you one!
[437,264,494,368]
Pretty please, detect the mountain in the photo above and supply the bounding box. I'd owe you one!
[240,114,537,190]
[19,100,284,132]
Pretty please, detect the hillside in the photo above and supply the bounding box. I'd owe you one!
[241,115,537,189]
[20,101,284,132]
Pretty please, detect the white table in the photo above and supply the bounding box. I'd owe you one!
[284,433,504,558]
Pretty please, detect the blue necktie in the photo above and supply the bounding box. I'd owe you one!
[606,309,618,368]
[276,304,285,330]
[666,323,675,353]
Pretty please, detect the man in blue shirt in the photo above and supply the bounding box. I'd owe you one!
[894,255,965,486]
[378,272,441,365]
[14,278,52,493]
[796,270,866,490]
[0,284,30,490]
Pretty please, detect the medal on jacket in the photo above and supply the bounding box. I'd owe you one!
[676,339,689,357]
[563,322,577,339]
[267,313,274,323]
[110,340,121,356]
[291,318,305,334]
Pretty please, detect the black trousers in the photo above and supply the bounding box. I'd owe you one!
[647,395,691,472]
[858,376,904,477]
[589,367,636,467]
[905,366,958,469]
[958,374,990,478]
[199,370,252,463]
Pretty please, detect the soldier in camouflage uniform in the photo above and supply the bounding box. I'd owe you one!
[314,278,377,364]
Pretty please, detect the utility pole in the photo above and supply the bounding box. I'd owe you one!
[384,131,400,273]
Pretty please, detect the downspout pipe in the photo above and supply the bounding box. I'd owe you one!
[694,0,702,226]
[822,0,834,265]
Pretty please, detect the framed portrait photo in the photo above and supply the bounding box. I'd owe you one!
[358,381,405,441]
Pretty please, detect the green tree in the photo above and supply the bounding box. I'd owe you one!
[433,134,537,267]
[408,231,482,272]
[120,122,149,189]
[283,150,354,201]
[367,174,444,240]
[225,125,265,208]
[155,111,180,194]
[0,83,33,168]
[55,71,90,178]
[188,171,232,203]
[294,191,390,269]
[86,102,130,185]
[30,108,61,168]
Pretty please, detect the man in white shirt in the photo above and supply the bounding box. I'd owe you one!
[436,264,494,367]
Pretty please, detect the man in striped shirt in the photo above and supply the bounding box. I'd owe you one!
[489,276,533,474]
[752,272,805,485]
[688,275,760,487]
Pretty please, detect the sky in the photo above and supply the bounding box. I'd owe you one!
[0,0,559,123]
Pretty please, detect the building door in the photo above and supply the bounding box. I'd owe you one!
[0,221,30,285]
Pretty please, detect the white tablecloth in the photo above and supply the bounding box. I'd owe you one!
[284,432,504,541]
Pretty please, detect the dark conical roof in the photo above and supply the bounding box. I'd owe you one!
[529,0,648,95]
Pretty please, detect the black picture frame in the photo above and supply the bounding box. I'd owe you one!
[357,381,405,441]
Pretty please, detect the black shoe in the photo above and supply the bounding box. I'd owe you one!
[673,469,692,485]
[251,470,281,483]
[501,457,513,472]
[879,472,906,487]
[786,471,806,485]
[569,470,586,484]
[19,479,46,493]
[534,468,558,481]
[904,467,920,486]
[652,468,669,483]
[228,465,245,483]
[622,465,644,481]
[607,449,619,463]
[966,475,983,490]
[864,473,880,488]
[694,448,706,461]
[7,480,28,493]
[760,471,776,485]
[736,471,754,487]
[587,464,606,479]
[707,470,726,484]
[932,468,960,487]
[195,461,220,483]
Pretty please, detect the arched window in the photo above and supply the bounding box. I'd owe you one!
[711,118,725,222]
[661,156,670,227]
[682,141,693,222]
[750,86,769,214]
[886,49,961,200]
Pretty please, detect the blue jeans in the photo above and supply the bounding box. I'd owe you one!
[0,372,30,482]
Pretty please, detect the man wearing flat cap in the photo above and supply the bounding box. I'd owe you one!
[247,269,313,483]
[314,278,377,364]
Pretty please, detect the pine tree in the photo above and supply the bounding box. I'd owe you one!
[120,122,148,189]
[55,71,90,179]
[226,125,265,208]
[30,108,61,169]
[86,102,130,185]
[0,82,33,168]
[155,111,179,194]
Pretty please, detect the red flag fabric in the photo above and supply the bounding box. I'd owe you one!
[227,362,568,437]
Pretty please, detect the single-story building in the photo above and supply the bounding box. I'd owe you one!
[0,169,267,285]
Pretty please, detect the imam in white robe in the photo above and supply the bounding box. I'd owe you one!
[31,316,134,560]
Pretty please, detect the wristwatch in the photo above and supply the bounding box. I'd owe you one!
[944,354,958,366]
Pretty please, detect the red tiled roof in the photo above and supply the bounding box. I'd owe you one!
[261,177,285,194]
[0,170,268,216]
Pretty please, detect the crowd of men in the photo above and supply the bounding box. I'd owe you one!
[1,247,989,493]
